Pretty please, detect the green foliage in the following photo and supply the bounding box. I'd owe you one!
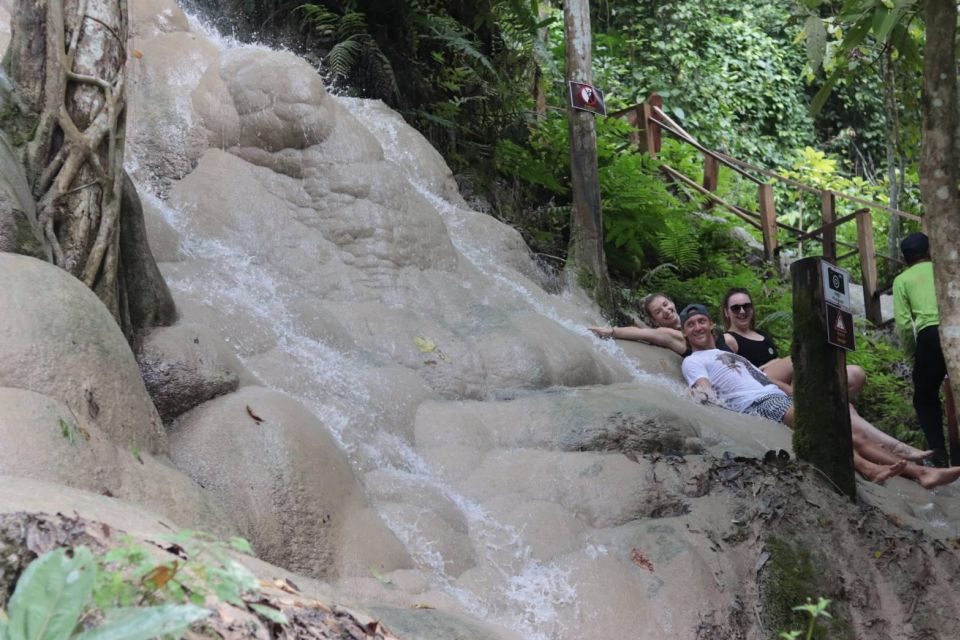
[590,0,815,164]
[0,547,208,640]
[779,597,832,640]
[0,530,267,640]
[299,4,399,100]
[847,326,922,448]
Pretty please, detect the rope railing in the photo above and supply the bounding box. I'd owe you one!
[611,93,922,324]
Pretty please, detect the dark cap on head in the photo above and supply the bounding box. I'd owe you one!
[679,303,711,327]
[900,232,929,264]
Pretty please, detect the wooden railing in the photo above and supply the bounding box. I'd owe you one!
[610,94,923,325]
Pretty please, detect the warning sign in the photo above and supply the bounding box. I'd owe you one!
[826,303,855,351]
[568,81,607,116]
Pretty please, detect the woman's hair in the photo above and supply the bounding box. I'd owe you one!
[721,287,754,330]
[641,292,670,326]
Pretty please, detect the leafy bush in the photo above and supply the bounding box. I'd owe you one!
[0,531,274,640]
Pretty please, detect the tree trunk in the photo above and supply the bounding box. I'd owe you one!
[6,0,174,341]
[562,0,613,313]
[920,0,960,414]
[882,49,903,281]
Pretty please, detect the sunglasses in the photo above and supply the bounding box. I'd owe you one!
[729,303,753,313]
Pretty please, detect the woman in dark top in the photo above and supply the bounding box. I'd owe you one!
[720,288,865,399]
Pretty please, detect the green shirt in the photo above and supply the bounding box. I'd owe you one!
[892,260,939,355]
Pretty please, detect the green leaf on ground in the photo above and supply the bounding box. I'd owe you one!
[249,603,288,625]
[7,547,96,640]
[74,605,209,640]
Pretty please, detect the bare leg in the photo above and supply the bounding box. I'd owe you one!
[850,407,932,461]
[852,431,960,489]
[764,357,864,400]
[846,364,866,400]
[854,453,906,485]
[761,357,793,386]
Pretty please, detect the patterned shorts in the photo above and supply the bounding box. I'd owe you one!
[744,394,793,423]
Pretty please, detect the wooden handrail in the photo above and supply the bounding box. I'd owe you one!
[795,209,867,244]
[615,100,922,223]
[615,94,918,324]
[660,165,762,229]
[649,113,763,185]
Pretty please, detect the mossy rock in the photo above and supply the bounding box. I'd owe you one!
[760,536,853,640]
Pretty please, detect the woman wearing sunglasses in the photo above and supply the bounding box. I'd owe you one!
[721,287,866,399]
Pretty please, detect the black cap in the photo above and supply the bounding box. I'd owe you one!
[679,303,711,327]
[900,232,929,263]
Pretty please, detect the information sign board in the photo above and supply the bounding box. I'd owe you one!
[821,262,851,311]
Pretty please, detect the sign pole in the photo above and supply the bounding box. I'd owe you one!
[791,256,856,498]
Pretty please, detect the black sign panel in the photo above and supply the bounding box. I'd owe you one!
[826,303,856,351]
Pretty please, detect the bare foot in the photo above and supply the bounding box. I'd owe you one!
[892,443,934,462]
[917,465,960,489]
[869,460,907,485]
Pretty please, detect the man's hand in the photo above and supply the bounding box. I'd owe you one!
[690,386,715,405]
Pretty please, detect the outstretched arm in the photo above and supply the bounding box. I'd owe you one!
[589,325,687,355]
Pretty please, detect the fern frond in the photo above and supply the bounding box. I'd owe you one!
[325,38,363,80]
[360,45,399,101]
[656,228,700,273]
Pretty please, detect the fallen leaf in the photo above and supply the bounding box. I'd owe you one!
[413,336,437,353]
[423,360,438,366]
[411,603,435,609]
[630,548,654,573]
[366,621,380,634]
[369,566,393,585]
[100,489,115,498]
[142,561,178,589]
[273,577,300,594]
[873,550,884,559]
[246,405,264,424]
[132,48,143,59]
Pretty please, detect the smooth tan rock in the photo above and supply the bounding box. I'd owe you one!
[168,386,411,579]
[0,254,166,453]
[0,388,233,535]
[138,322,252,422]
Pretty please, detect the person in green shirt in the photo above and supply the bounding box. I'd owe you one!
[893,232,948,466]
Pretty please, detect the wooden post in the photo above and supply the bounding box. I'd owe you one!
[791,257,856,498]
[639,93,662,157]
[855,209,883,325]
[703,155,719,210]
[821,190,837,262]
[627,105,642,149]
[563,0,613,312]
[758,183,778,262]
